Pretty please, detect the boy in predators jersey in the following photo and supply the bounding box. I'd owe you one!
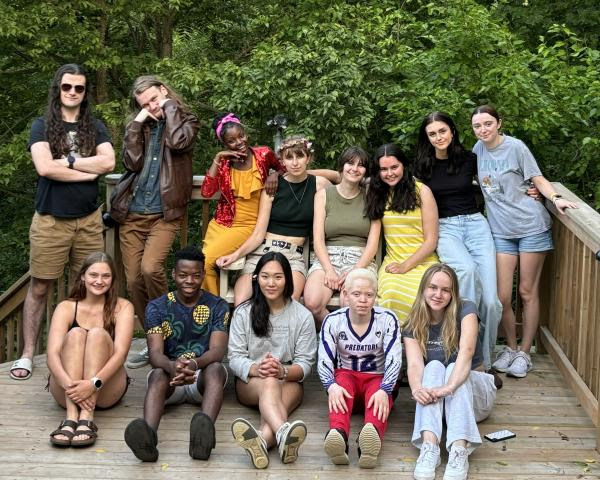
[318,268,402,469]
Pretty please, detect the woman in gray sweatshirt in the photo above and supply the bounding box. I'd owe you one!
[228,251,317,469]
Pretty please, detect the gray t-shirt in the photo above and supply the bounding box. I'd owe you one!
[228,299,317,383]
[403,300,483,369]
[473,135,552,238]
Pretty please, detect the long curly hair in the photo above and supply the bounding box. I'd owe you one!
[404,264,460,361]
[365,143,420,220]
[415,112,471,181]
[44,64,96,159]
[68,252,119,337]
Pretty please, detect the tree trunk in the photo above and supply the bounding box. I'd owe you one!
[156,11,175,58]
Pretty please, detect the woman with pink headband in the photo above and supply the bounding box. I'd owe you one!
[201,112,284,295]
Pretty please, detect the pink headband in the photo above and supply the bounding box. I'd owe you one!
[215,113,241,140]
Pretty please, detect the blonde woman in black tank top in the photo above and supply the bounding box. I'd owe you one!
[47,252,134,447]
[217,136,331,305]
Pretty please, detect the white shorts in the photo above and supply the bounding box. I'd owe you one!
[147,364,229,405]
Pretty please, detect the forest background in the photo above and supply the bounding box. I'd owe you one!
[1,0,599,293]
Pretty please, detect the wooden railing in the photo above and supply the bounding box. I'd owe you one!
[2,178,600,450]
[536,183,600,450]
[0,174,216,360]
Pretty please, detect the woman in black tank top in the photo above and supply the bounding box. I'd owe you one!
[47,252,134,447]
[217,136,331,305]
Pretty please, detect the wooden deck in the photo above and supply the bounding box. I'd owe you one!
[1,346,599,479]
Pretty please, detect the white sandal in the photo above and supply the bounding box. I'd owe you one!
[10,357,33,380]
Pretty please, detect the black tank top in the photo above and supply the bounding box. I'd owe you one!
[267,174,316,237]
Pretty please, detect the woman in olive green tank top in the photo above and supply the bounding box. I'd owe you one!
[303,147,381,327]
[217,137,331,305]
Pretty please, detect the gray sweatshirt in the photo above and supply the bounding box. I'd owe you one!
[228,299,317,383]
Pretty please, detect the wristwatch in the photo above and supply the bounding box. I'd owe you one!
[91,376,103,391]
[67,153,76,169]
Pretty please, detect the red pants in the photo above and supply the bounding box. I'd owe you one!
[329,369,393,439]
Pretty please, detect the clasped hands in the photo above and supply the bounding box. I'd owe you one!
[256,352,285,379]
[169,357,198,387]
[411,385,453,406]
[323,268,349,291]
[65,379,97,411]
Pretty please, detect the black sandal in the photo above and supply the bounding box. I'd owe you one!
[71,419,98,447]
[50,419,78,447]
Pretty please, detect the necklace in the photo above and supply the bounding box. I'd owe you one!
[287,177,309,205]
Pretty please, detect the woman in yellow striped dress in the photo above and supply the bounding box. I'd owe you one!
[366,144,439,325]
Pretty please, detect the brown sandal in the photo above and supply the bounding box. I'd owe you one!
[50,419,78,447]
[71,419,98,447]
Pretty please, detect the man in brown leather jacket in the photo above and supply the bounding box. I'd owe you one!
[111,76,199,362]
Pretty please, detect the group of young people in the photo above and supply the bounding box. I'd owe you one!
[14,64,577,480]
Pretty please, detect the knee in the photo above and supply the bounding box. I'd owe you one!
[261,376,281,393]
[302,294,322,315]
[203,362,225,383]
[85,327,111,344]
[140,260,162,280]
[148,368,170,388]
[518,284,537,304]
[29,278,52,299]
[422,360,446,386]
[64,327,87,345]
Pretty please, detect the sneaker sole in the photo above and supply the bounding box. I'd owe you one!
[324,429,349,465]
[124,418,158,462]
[280,421,307,464]
[189,412,215,460]
[491,364,510,373]
[358,423,381,469]
[231,418,269,469]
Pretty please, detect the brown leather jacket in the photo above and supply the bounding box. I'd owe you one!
[110,99,199,223]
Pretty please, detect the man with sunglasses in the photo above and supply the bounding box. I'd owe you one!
[10,63,115,381]
[110,75,199,369]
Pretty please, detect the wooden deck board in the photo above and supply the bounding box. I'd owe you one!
[0,351,599,479]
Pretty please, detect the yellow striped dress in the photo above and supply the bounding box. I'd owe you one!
[377,182,439,325]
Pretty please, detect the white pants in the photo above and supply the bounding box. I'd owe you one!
[411,361,496,453]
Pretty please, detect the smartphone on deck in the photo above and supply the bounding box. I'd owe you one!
[484,430,516,442]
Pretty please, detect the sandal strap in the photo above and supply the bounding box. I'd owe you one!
[77,419,98,432]
[61,419,79,430]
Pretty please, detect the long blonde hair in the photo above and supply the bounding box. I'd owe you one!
[404,263,460,361]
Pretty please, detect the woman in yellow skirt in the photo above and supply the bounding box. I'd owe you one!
[201,113,284,295]
[365,144,439,325]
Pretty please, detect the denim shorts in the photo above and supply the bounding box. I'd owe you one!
[493,229,553,255]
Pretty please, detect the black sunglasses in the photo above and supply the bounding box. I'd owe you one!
[61,83,85,94]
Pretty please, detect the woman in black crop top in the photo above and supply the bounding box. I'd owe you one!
[414,112,502,371]
[47,252,134,447]
[217,136,331,305]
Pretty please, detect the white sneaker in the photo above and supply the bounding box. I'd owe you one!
[443,445,469,480]
[231,418,269,469]
[492,346,516,372]
[357,422,381,469]
[126,345,149,369]
[414,442,440,480]
[506,351,532,378]
[276,420,307,464]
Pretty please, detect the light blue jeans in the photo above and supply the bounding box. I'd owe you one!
[411,361,496,453]
[437,213,502,369]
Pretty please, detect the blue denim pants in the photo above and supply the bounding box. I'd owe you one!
[436,213,502,369]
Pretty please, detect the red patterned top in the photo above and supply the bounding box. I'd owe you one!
[200,146,282,227]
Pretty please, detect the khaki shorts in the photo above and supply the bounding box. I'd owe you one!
[147,364,229,406]
[241,240,307,276]
[29,209,104,279]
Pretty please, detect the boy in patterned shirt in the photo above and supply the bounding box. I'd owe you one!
[318,268,402,468]
[125,246,230,462]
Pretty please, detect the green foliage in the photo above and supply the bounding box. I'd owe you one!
[1,0,599,292]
